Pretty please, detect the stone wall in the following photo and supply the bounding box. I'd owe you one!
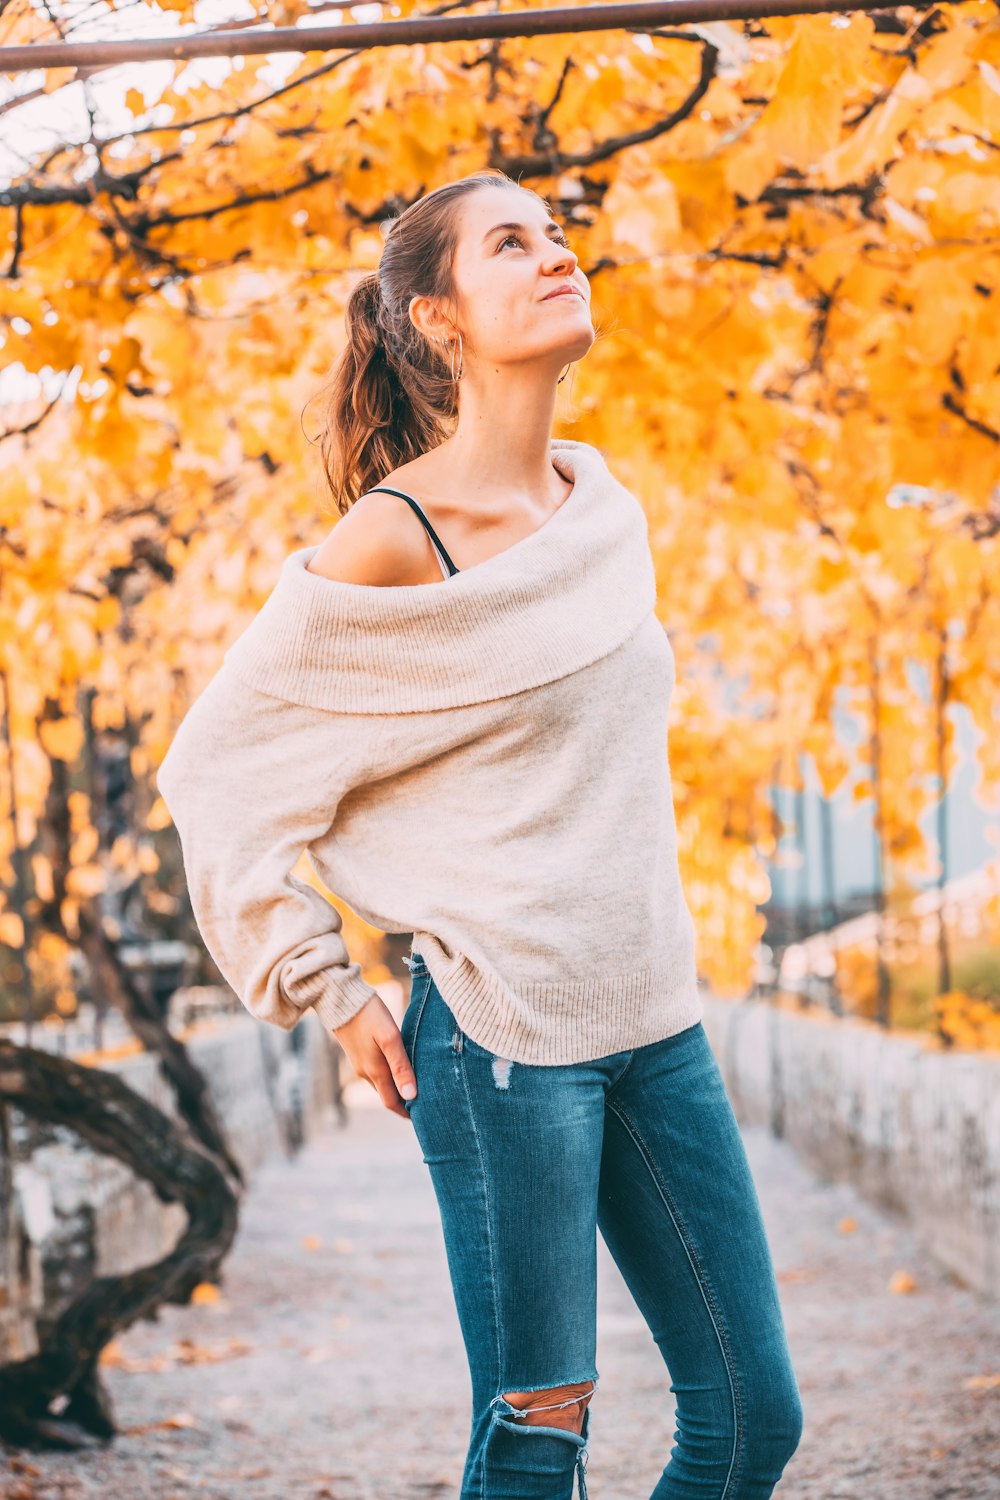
[5,985,996,1368]
[700,994,1000,1300]
[0,1003,341,1363]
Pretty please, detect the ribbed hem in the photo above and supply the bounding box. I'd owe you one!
[308,970,380,1033]
[430,955,705,1067]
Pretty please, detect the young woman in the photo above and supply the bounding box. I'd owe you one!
[156,170,804,1500]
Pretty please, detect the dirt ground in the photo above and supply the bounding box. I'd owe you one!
[4,1077,998,1500]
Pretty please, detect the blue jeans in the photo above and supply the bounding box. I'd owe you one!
[401,957,804,1500]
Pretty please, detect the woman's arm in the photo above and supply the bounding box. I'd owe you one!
[155,664,381,1034]
[155,616,423,1120]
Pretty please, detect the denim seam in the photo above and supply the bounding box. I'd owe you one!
[606,1050,636,1096]
[406,970,434,1057]
[606,1099,745,1499]
[456,1042,505,1499]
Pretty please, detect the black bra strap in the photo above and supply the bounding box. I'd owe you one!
[364,486,460,576]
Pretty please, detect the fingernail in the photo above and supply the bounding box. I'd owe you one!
[401,1083,417,1100]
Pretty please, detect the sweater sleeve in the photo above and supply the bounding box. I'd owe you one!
[154,663,382,1034]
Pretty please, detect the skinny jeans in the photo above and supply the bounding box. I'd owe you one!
[401,955,804,1500]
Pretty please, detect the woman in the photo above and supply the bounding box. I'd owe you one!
[156,169,804,1500]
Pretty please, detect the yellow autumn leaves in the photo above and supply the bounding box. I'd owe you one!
[1,2,999,1030]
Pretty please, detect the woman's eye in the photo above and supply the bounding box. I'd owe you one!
[498,233,570,251]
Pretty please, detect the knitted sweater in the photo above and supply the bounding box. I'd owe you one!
[155,437,703,1066]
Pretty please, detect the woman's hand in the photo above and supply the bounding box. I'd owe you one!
[332,994,418,1120]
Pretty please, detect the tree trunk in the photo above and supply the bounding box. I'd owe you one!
[869,637,892,1027]
[76,904,245,1189]
[934,622,953,1005]
[0,1039,239,1450]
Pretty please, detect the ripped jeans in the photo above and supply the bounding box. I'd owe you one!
[400,957,804,1500]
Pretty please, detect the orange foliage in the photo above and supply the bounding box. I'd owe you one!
[1,2,999,1027]
[934,991,1000,1050]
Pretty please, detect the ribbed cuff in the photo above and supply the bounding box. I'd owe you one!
[309,971,380,1033]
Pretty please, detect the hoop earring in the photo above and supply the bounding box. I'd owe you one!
[434,333,464,381]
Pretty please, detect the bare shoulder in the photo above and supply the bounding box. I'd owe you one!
[306,473,442,587]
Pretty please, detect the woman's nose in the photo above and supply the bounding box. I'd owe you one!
[546,246,579,274]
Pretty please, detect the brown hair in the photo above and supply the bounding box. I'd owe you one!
[313,170,548,515]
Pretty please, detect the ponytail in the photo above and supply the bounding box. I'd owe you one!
[315,273,440,515]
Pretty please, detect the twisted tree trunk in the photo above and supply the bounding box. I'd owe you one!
[0,1039,239,1450]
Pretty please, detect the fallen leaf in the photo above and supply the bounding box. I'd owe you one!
[162,1411,198,1429]
[103,1348,171,1373]
[190,1281,221,1304]
[304,1345,335,1363]
[122,1412,200,1435]
[170,1336,253,1365]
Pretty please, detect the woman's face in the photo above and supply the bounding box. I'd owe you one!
[437,186,595,378]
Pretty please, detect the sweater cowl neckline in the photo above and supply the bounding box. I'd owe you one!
[223,438,656,714]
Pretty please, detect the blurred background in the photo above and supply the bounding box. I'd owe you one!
[1,0,998,1492]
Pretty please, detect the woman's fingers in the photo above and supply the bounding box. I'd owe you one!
[375,1029,418,1116]
[331,995,417,1120]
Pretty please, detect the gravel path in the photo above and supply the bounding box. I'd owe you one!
[5,1079,998,1500]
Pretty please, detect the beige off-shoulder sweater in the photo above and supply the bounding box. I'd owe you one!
[154,438,703,1066]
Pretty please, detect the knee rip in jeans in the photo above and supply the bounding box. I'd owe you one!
[490,1377,598,1436]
